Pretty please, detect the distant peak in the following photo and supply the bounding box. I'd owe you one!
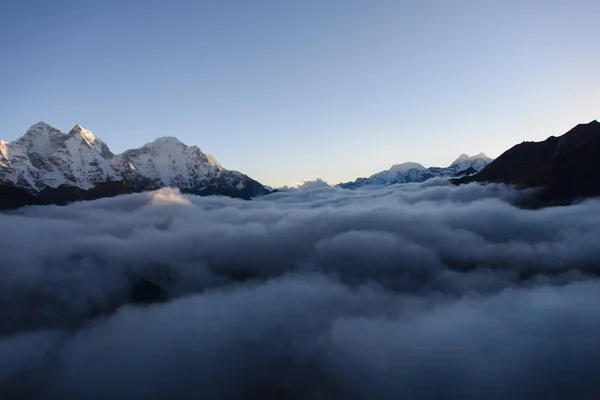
[389,162,426,172]
[147,136,185,146]
[452,154,471,164]
[31,121,53,128]
[26,121,58,134]
[68,124,86,135]
[451,152,490,166]
[17,122,62,145]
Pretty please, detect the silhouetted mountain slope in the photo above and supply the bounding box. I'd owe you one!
[454,120,600,206]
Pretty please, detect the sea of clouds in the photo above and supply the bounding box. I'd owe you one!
[2,179,600,399]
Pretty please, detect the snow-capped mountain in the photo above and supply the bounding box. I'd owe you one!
[110,136,261,197]
[449,153,492,172]
[338,153,493,189]
[0,123,118,191]
[0,122,270,205]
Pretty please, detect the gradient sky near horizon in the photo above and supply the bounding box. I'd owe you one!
[1,0,599,187]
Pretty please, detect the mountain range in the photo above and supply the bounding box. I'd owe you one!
[338,153,493,189]
[2,120,600,210]
[0,122,269,208]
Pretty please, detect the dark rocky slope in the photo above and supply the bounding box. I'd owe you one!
[454,120,600,206]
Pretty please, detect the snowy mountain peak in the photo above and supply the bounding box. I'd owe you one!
[68,124,87,135]
[452,154,471,165]
[14,122,64,158]
[450,153,492,167]
[389,162,426,172]
[28,121,56,132]
[0,123,118,190]
[1,123,270,200]
[147,136,184,147]
[68,124,101,147]
[20,122,62,141]
[113,135,227,188]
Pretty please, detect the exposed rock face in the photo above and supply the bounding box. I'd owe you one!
[454,120,600,206]
[0,123,271,209]
[453,166,478,177]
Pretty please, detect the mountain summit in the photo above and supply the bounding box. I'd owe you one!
[0,123,270,208]
[451,152,491,166]
[449,153,492,172]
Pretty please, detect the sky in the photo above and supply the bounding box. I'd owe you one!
[1,0,599,187]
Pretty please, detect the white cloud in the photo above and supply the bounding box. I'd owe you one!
[295,177,330,190]
[1,182,600,397]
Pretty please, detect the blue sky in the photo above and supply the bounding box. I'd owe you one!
[1,0,599,186]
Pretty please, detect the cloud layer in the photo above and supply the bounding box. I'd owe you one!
[2,181,600,398]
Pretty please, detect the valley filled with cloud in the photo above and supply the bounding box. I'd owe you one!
[2,180,600,398]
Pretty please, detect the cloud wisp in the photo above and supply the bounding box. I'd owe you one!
[1,182,600,398]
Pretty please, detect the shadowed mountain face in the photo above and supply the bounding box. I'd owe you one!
[0,184,39,210]
[0,180,134,210]
[454,120,600,206]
